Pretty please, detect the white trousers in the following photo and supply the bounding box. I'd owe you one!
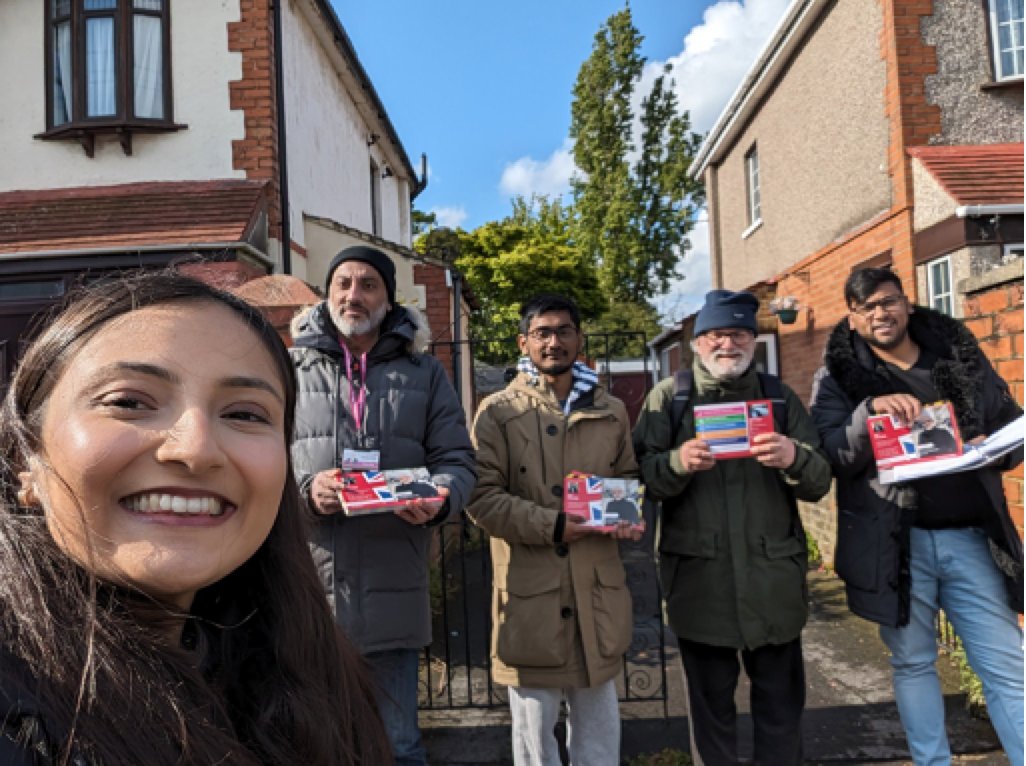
[508,680,620,766]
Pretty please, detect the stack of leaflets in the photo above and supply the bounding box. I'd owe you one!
[337,467,443,516]
[693,399,775,459]
[870,402,1023,484]
[563,472,644,530]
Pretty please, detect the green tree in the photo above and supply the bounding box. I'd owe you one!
[411,208,438,237]
[416,224,462,264]
[570,7,704,309]
[446,196,604,364]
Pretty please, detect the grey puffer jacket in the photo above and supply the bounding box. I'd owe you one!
[290,302,477,653]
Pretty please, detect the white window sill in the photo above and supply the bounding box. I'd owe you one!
[742,219,763,240]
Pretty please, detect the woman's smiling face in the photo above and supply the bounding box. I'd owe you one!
[27,300,288,610]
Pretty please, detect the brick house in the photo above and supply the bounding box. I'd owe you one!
[0,0,468,400]
[684,0,1023,558]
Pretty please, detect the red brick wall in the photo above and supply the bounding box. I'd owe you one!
[227,2,281,238]
[413,263,453,381]
[881,0,942,208]
[964,279,1025,536]
[772,210,916,405]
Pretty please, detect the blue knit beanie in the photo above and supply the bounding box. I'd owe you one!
[694,290,759,336]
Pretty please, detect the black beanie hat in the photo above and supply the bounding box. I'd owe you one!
[324,246,397,304]
[694,289,759,336]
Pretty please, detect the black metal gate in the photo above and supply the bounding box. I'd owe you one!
[420,333,670,714]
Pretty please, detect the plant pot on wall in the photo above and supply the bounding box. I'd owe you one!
[775,308,799,324]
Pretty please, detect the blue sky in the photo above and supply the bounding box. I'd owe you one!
[334,0,793,320]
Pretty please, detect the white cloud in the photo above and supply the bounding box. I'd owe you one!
[487,1,791,316]
[498,139,576,199]
[655,217,712,323]
[643,0,794,134]
[430,205,468,229]
[647,0,791,317]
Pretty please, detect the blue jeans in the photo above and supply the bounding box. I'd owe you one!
[880,527,1024,766]
[365,648,426,766]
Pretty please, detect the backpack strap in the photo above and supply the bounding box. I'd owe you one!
[756,372,788,433]
[669,369,694,444]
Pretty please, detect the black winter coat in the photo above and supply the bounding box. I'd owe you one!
[810,307,1023,627]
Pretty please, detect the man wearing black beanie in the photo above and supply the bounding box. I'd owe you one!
[290,245,476,765]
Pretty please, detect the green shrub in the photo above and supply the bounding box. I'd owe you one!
[805,530,822,565]
[949,638,987,718]
[627,749,693,766]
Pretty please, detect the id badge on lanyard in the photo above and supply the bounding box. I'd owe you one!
[341,345,377,456]
[342,448,380,471]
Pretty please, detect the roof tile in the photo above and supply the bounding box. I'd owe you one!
[908,143,1024,206]
[0,179,269,255]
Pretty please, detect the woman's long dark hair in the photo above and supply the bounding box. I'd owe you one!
[0,272,392,765]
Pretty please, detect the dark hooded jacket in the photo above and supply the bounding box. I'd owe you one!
[810,306,1023,627]
[290,302,476,653]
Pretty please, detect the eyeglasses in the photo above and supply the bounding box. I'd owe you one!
[700,329,754,345]
[526,324,578,343]
[851,295,906,317]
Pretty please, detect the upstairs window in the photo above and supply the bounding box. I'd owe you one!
[744,144,761,234]
[927,256,954,316]
[989,0,1024,81]
[42,0,178,155]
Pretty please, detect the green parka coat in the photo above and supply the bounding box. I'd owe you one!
[633,361,831,649]
[467,373,636,689]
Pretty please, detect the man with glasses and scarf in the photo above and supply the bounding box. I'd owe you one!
[634,289,831,766]
[810,267,1023,766]
[467,293,643,765]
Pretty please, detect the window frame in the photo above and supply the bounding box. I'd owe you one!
[754,333,778,376]
[926,255,954,317]
[987,0,1025,82]
[369,158,382,237]
[744,144,762,234]
[39,0,182,156]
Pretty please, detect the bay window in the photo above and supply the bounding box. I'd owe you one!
[42,0,179,155]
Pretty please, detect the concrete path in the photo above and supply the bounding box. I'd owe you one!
[420,569,1008,765]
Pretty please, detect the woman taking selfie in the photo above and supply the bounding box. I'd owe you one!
[0,273,391,765]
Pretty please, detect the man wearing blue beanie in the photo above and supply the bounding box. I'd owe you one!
[633,289,831,765]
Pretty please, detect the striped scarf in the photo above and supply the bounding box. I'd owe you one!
[516,357,599,415]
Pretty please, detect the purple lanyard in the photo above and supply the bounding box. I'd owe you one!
[342,345,368,431]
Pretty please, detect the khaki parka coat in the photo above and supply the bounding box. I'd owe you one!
[467,373,636,689]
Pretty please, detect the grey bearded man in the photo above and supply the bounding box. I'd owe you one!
[290,246,476,766]
[634,289,831,766]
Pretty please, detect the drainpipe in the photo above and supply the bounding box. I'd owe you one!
[412,153,429,200]
[272,0,292,274]
[450,268,463,404]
